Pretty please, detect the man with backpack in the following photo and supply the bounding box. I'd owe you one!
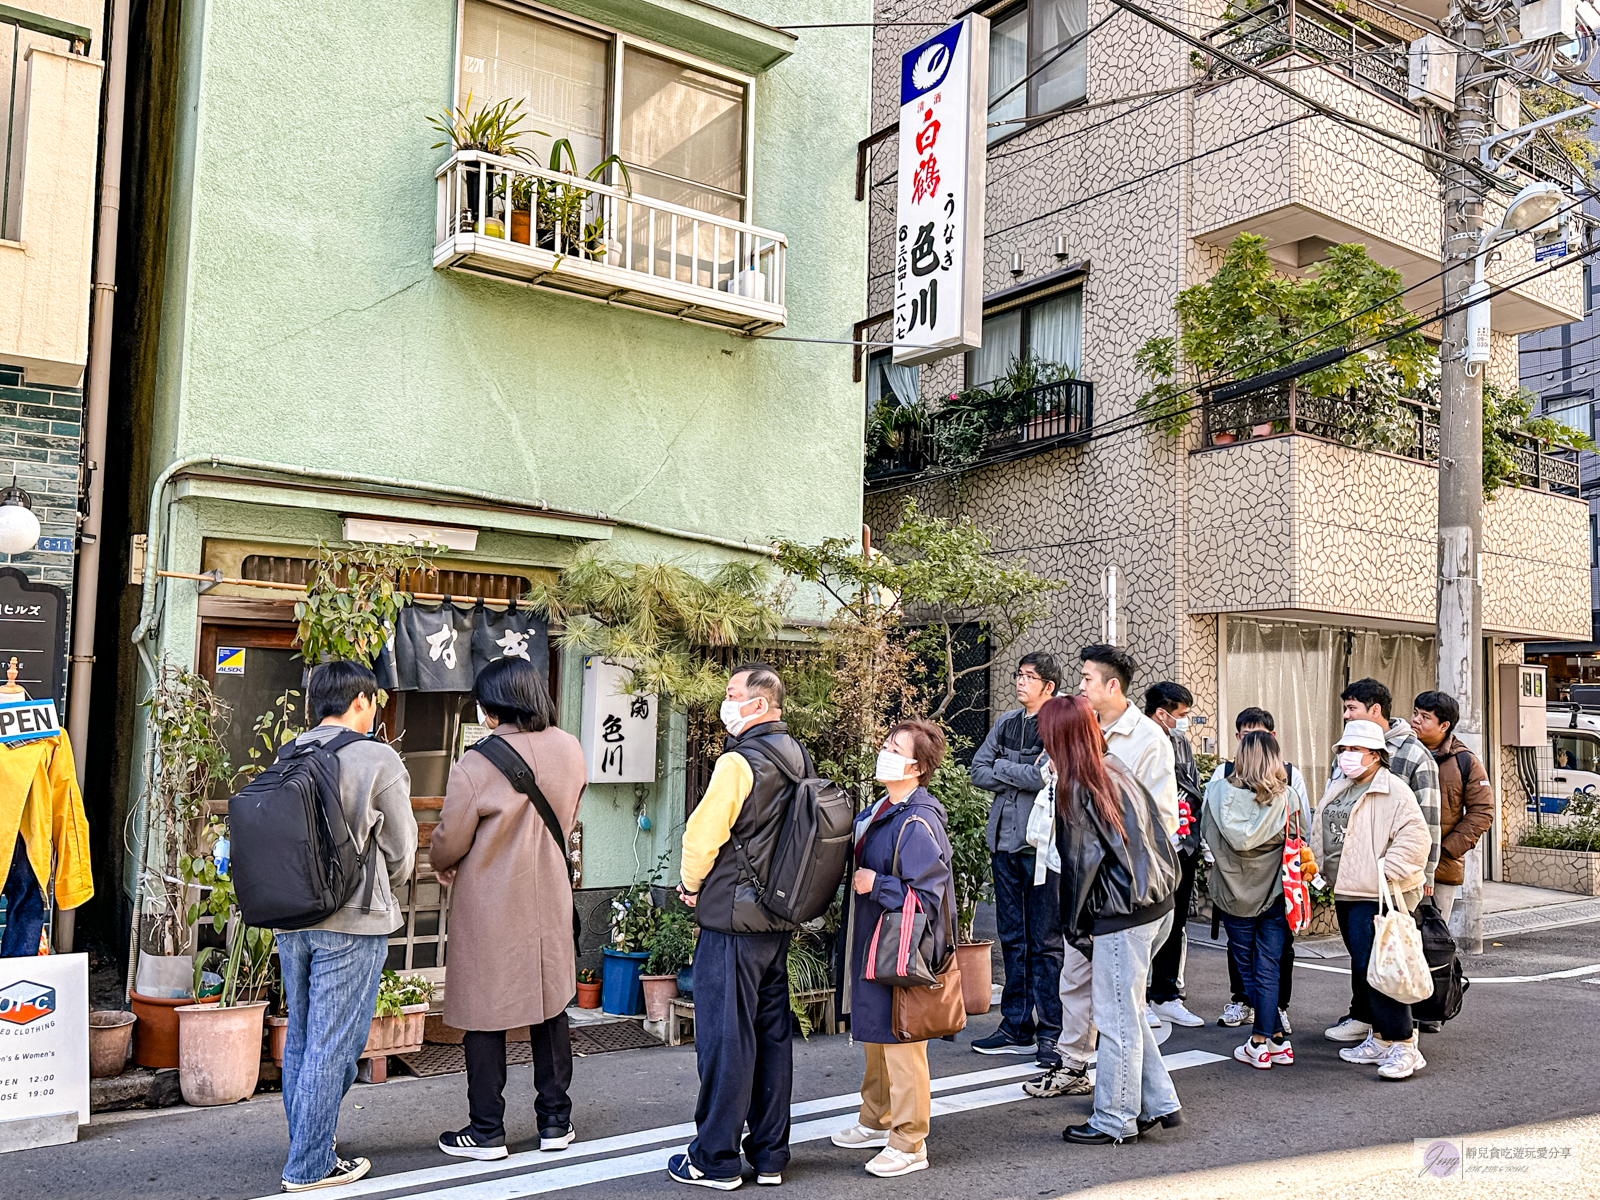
[263,661,415,1192]
[670,664,818,1190]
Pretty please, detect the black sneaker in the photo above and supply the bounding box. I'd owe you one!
[281,1157,372,1192]
[540,1123,576,1151]
[971,1030,1035,1055]
[667,1152,743,1190]
[438,1129,508,1161]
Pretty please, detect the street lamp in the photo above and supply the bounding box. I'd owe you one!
[0,482,41,556]
[1466,182,1570,371]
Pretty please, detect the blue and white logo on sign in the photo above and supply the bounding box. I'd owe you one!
[901,22,963,104]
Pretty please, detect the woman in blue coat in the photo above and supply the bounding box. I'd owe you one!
[830,719,954,1180]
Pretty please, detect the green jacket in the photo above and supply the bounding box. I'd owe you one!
[1200,776,1288,918]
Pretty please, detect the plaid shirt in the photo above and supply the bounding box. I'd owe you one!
[1328,718,1442,887]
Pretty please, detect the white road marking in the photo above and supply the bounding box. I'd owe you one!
[270,1049,1224,1200]
[1293,960,1600,984]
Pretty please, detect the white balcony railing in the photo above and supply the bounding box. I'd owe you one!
[433,151,787,335]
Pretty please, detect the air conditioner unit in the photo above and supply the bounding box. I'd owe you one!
[1521,0,1578,42]
[1493,78,1521,132]
[1408,35,1456,111]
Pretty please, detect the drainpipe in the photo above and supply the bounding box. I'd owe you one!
[130,456,779,647]
[59,0,130,956]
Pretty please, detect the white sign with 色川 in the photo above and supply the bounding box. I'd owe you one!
[580,657,659,784]
[0,952,89,1148]
[893,14,989,367]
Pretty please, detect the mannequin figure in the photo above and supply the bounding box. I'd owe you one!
[0,657,25,699]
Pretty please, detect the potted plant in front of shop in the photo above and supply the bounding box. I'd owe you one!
[930,754,997,1015]
[175,919,275,1106]
[640,906,697,1022]
[602,860,664,1017]
[576,968,602,1009]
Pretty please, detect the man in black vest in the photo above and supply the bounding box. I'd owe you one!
[669,663,806,1190]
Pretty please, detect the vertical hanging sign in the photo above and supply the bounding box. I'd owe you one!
[893,15,989,367]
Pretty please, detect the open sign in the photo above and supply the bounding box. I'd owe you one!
[0,699,59,744]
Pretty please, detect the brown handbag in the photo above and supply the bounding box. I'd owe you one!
[887,817,967,1043]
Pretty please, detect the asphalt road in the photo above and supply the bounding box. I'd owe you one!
[13,920,1600,1200]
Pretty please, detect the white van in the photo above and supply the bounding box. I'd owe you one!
[1544,707,1600,813]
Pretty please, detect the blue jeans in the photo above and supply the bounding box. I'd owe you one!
[1219,897,1290,1040]
[1089,913,1180,1140]
[991,850,1063,1056]
[2,835,45,957]
[276,929,389,1186]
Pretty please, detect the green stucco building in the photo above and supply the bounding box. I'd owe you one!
[92,0,871,975]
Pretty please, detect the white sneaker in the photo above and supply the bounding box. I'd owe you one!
[1218,1001,1253,1028]
[1278,1009,1293,1036]
[1144,1005,1163,1028]
[1377,1038,1426,1081]
[1268,1037,1294,1065]
[865,1146,928,1178]
[1233,1038,1272,1069]
[1150,1000,1204,1028]
[1338,1034,1390,1064]
[831,1123,891,1149]
[756,1173,783,1186]
[1324,1016,1372,1043]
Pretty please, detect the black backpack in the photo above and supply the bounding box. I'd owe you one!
[1411,898,1469,1022]
[733,742,854,926]
[230,730,377,931]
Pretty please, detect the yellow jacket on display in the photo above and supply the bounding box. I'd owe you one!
[0,733,93,911]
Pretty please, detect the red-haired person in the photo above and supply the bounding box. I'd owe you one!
[1038,695,1183,1145]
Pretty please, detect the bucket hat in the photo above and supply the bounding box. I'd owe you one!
[1334,719,1387,752]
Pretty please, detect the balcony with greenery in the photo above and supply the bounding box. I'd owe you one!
[864,355,1092,487]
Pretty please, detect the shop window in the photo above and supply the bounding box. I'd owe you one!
[967,288,1082,387]
[986,0,1088,144]
[458,0,750,220]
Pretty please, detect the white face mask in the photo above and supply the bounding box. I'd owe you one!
[1337,750,1369,778]
[1173,717,1190,733]
[875,749,915,782]
[720,696,765,735]
[476,705,489,726]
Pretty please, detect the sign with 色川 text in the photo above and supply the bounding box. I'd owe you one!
[893,15,989,367]
[580,656,659,784]
[0,953,89,1136]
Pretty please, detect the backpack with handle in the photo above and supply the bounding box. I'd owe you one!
[230,730,376,931]
[470,734,581,952]
[732,740,854,926]
[1367,858,1433,1004]
[1411,898,1470,1022]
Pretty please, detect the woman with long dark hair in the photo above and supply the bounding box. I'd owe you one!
[1038,695,1182,1145]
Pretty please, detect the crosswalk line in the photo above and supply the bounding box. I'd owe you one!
[305,1049,1225,1200]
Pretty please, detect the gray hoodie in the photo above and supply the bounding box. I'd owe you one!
[285,726,417,937]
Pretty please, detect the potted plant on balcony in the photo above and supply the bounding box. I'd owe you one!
[428,94,535,234]
[534,139,633,261]
[640,906,697,1022]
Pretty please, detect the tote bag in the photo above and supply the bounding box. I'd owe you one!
[1367,857,1433,1005]
[864,818,940,988]
[1281,809,1313,934]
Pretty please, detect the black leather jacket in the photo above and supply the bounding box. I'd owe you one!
[1056,761,1180,956]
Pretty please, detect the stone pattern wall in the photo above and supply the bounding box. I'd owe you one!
[1501,845,1600,895]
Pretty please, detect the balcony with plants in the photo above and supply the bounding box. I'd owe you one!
[863,355,1092,487]
[430,99,787,336]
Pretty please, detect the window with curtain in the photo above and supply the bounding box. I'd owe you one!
[867,351,920,410]
[458,1,749,217]
[1543,394,1594,439]
[966,288,1082,387]
[987,0,1089,144]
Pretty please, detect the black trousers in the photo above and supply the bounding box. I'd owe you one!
[1148,849,1197,1003]
[1229,923,1295,1009]
[463,1012,573,1142]
[688,929,792,1178]
[1335,899,1413,1041]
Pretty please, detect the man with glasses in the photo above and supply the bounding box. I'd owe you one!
[970,652,1065,1069]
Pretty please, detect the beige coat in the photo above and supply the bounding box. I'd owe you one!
[1312,768,1430,902]
[430,726,584,1031]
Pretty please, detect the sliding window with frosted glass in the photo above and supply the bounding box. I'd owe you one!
[458,1,609,173]
[988,8,1028,144]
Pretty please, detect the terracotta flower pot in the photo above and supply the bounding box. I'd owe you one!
[175,1001,268,1105]
[640,975,680,1022]
[89,1010,137,1078]
[129,991,191,1069]
[954,941,995,1015]
[266,1015,288,1066]
[1212,431,1238,445]
[511,209,531,245]
[576,981,602,1009]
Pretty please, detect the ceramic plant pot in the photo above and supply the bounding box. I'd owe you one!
[576,981,602,1009]
[89,1010,137,1078]
[639,975,680,1022]
[129,991,190,1070]
[175,1001,268,1106]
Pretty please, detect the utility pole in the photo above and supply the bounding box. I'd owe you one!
[1436,4,1489,955]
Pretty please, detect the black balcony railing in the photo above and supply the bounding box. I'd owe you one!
[864,379,1094,485]
[1198,382,1581,495]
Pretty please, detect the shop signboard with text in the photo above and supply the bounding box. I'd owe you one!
[580,657,659,784]
[893,15,989,367]
[0,952,88,1147]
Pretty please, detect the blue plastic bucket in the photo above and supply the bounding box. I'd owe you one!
[601,948,650,1015]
